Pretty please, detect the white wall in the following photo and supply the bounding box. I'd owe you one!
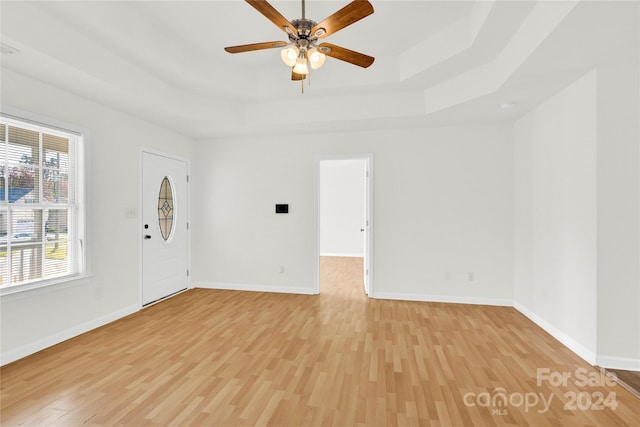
[513,71,598,362]
[595,62,640,369]
[192,125,514,305]
[0,69,196,365]
[320,159,366,257]
[514,61,640,369]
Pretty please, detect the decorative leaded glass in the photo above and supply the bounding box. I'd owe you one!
[157,177,174,241]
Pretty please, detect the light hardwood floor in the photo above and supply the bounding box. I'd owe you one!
[1,256,639,426]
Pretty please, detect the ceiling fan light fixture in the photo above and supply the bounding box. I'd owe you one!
[280,46,299,67]
[224,0,376,86]
[292,55,310,75]
[308,48,326,70]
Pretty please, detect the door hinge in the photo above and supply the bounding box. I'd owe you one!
[366,170,369,178]
[187,222,190,230]
[366,269,369,276]
[187,175,190,183]
[187,269,190,277]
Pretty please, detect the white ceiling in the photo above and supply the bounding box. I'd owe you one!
[1,1,637,139]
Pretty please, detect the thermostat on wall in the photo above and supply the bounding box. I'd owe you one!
[275,204,289,214]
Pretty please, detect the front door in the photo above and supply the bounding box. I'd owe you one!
[141,151,188,306]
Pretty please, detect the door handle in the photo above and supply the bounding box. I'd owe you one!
[144,235,152,239]
[360,228,365,232]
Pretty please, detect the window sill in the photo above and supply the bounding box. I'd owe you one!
[0,274,93,302]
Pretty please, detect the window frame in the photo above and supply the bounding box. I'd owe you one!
[0,109,89,296]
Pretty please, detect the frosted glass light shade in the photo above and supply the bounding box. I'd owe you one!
[292,56,309,75]
[280,46,299,67]
[308,48,326,70]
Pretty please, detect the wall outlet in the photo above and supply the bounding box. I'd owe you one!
[279,265,284,274]
[444,271,451,281]
[468,272,475,282]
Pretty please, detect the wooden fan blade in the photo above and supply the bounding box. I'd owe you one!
[311,0,374,39]
[246,0,297,36]
[291,71,307,81]
[224,41,287,54]
[318,43,375,68]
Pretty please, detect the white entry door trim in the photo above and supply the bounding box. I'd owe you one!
[139,148,191,307]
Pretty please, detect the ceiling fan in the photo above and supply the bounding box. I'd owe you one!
[224,0,375,83]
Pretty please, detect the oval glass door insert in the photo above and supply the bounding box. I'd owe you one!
[157,176,175,241]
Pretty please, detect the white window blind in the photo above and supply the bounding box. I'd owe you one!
[0,116,83,289]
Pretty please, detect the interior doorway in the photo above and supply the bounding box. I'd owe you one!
[317,156,372,296]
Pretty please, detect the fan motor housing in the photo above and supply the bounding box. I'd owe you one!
[290,19,317,39]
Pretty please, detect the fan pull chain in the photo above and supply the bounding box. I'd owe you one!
[305,57,311,93]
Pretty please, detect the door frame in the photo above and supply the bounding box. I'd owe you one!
[314,154,373,296]
[139,148,191,308]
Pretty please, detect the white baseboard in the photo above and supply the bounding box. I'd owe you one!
[195,282,317,295]
[371,291,512,307]
[320,253,364,258]
[0,304,139,367]
[513,302,597,365]
[596,355,640,371]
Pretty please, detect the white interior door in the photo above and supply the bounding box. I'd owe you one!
[142,151,188,306]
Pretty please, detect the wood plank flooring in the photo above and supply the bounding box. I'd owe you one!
[607,369,640,399]
[2,256,639,426]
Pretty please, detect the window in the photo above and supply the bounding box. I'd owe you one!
[157,176,174,242]
[0,115,84,290]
